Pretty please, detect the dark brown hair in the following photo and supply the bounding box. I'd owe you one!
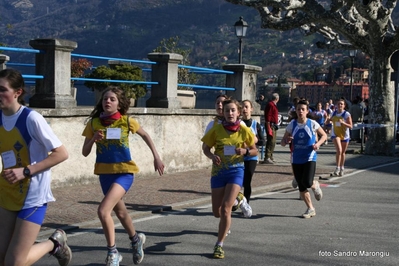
[89,86,130,118]
[222,99,242,113]
[296,100,309,109]
[242,99,253,108]
[0,69,26,105]
[215,94,230,101]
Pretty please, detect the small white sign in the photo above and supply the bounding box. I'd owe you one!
[1,150,16,168]
[106,128,122,139]
[224,145,236,156]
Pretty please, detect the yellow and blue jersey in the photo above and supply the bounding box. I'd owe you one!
[82,116,141,175]
[201,124,255,177]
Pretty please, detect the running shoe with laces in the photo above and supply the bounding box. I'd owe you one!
[261,158,274,164]
[331,167,340,177]
[105,252,122,266]
[339,169,344,176]
[132,233,146,264]
[302,208,316,219]
[292,178,298,188]
[232,192,244,211]
[240,197,252,218]
[49,229,72,266]
[213,245,225,259]
[313,180,323,201]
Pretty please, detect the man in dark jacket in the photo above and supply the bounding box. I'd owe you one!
[262,93,279,164]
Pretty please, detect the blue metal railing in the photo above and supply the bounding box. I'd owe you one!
[6,63,35,67]
[1,45,236,92]
[71,53,156,65]
[177,64,235,91]
[179,64,234,75]
[70,53,156,87]
[71,77,157,85]
[22,75,44,79]
[0,47,41,53]
[178,84,234,91]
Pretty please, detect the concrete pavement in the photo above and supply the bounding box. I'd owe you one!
[36,160,399,266]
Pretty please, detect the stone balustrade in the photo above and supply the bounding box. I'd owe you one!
[0,38,263,186]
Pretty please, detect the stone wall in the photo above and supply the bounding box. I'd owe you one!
[32,107,262,188]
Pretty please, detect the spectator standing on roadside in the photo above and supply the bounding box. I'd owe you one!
[0,69,71,266]
[325,97,353,177]
[202,99,257,259]
[262,93,280,164]
[281,100,326,218]
[81,86,165,265]
[363,99,369,142]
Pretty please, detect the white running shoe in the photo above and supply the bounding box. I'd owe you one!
[232,192,244,211]
[331,167,340,177]
[313,180,323,201]
[105,252,122,266]
[302,208,316,219]
[132,233,146,264]
[240,197,252,218]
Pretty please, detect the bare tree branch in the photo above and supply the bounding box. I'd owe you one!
[225,0,399,155]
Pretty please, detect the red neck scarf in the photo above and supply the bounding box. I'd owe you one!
[99,111,122,126]
[222,119,241,132]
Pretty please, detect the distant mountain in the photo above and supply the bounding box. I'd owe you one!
[0,0,384,81]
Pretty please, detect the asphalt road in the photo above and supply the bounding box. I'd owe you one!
[36,161,399,266]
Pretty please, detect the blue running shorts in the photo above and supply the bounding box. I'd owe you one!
[99,173,134,195]
[17,204,48,225]
[211,167,244,189]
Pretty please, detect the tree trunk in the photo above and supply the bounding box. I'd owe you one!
[365,54,396,155]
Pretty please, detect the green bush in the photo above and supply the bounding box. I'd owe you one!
[84,64,146,99]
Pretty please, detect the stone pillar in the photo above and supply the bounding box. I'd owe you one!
[223,64,262,107]
[29,38,78,108]
[0,54,10,70]
[146,53,182,108]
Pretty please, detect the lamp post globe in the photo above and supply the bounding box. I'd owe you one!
[234,16,248,64]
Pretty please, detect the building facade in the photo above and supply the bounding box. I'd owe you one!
[294,81,369,105]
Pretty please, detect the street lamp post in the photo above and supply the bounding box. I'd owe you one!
[349,49,357,101]
[234,16,248,64]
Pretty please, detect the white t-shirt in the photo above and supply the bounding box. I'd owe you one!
[285,119,320,134]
